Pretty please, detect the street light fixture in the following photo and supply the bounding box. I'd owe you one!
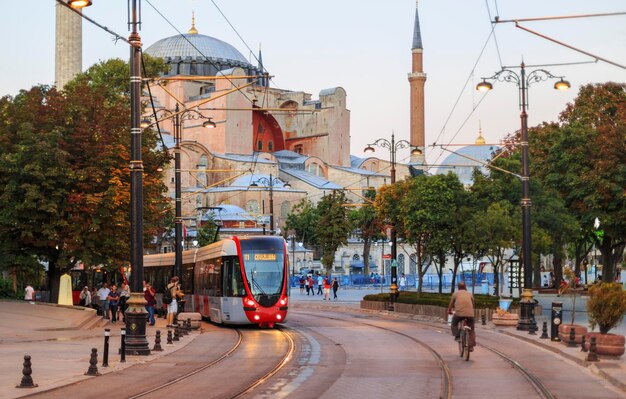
[73,0,150,355]
[477,62,569,333]
[363,132,421,308]
[250,174,290,235]
[142,103,214,287]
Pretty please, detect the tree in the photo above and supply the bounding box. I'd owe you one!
[315,191,352,275]
[531,83,626,282]
[349,188,385,277]
[284,198,318,249]
[0,58,169,302]
[196,215,219,247]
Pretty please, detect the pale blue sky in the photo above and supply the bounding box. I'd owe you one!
[1,1,624,165]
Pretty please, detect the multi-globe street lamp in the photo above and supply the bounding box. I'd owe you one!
[364,133,422,306]
[250,174,291,235]
[477,62,570,332]
[68,0,150,355]
[140,104,215,286]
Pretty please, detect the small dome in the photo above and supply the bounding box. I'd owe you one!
[437,145,498,185]
[145,33,249,66]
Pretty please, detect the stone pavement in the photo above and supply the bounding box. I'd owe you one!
[290,287,626,396]
[0,300,198,399]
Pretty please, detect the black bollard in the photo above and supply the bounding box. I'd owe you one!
[173,326,180,341]
[167,329,173,345]
[586,336,599,362]
[85,348,101,376]
[103,328,110,367]
[540,321,549,339]
[568,326,577,347]
[120,328,126,363]
[153,330,164,352]
[581,335,588,352]
[16,355,38,388]
[187,317,192,334]
[481,313,486,326]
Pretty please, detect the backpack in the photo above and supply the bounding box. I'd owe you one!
[162,286,173,304]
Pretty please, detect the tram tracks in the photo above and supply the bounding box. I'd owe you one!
[127,327,294,399]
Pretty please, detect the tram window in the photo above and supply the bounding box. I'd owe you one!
[182,264,193,293]
[222,257,245,297]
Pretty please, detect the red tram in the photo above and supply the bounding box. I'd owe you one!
[144,235,289,328]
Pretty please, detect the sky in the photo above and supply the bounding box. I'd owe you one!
[1,1,624,166]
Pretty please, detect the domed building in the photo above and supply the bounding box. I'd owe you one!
[436,126,499,186]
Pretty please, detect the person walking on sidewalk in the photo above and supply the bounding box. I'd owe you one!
[332,277,340,300]
[144,282,156,326]
[97,283,111,319]
[107,285,120,324]
[166,276,180,327]
[323,277,331,300]
[317,274,324,295]
[79,286,91,307]
[308,276,315,296]
[399,273,407,291]
[24,284,35,302]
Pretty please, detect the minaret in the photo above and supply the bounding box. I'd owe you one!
[55,1,82,89]
[408,1,426,164]
[258,43,268,87]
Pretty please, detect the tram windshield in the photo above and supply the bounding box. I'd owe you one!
[240,239,285,296]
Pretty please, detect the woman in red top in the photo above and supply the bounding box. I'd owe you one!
[323,277,331,300]
[144,283,156,326]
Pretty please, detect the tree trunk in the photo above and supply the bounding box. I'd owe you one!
[553,255,563,291]
[599,236,624,283]
[437,254,446,293]
[363,238,371,277]
[493,262,499,296]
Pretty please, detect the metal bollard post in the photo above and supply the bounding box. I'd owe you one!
[16,355,38,388]
[85,348,101,376]
[567,326,577,347]
[481,313,486,326]
[153,330,164,351]
[167,329,173,344]
[103,328,110,367]
[173,326,180,341]
[120,328,126,363]
[586,336,599,362]
[187,318,192,334]
[540,321,549,339]
[581,335,588,352]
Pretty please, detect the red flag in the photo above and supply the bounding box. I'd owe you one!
[183,225,187,238]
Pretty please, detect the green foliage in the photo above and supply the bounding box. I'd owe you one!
[196,218,219,247]
[284,199,318,248]
[587,283,626,334]
[363,291,517,309]
[0,277,18,299]
[316,191,352,273]
[349,189,384,276]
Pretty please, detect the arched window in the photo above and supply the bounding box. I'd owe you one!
[196,195,203,209]
[352,254,360,261]
[398,254,406,275]
[198,155,208,187]
[280,201,290,219]
[268,141,273,151]
[409,254,417,275]
[257,140,263,151]
[294,144,303,154]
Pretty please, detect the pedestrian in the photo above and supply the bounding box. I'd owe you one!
[144,282,156,326]
[399,273,406,291]
[323,277,331,300]
[79,286,91,307]
[542,275,549,288]
[119,283,131,321]
[317,274,324,295]
[97,283,111,319]
[166,276,180,327]
[299,276,305,294]
[332,277,339,300]
[24,284,35,302]
[107,285,120,324]
[308,276,315,296]
[90,287,100,313]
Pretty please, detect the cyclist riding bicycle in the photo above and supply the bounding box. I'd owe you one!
[447,281,476,350]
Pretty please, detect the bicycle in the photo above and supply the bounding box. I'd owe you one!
[457,318,472,361]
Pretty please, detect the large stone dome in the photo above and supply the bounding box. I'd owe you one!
[145,33,249,65]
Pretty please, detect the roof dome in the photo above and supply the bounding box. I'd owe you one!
[145,33,249,65]
[437,145,497,185]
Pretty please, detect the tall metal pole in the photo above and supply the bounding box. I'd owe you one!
[174,104,183,281]
[269,174,275,235]
[389,133,398,307]
[518,62,537,333]
[292,237,296,277]
[125,0,150,355]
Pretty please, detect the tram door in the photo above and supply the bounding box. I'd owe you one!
[223,257,245,297]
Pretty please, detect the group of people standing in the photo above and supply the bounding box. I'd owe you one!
[298,274,339,300]
[92,283,131,324]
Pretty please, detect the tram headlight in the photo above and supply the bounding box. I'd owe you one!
[254,315,261,321]
[246,298,255,306]
[276,314,282,320]
[279,298,287,306]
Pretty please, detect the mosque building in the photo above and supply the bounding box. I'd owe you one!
[55,2,429,275]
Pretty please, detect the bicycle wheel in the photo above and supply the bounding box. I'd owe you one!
[457,325,464,357]
[463,329,470,361]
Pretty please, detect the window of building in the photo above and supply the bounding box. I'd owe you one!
[398,254,405,275]
[268,141,273,151]
[352,254,360,261]
[294,144,303,154]
[246,200,259,215]
[257,140,263,151]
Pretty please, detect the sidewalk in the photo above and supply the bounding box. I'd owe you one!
[0,300,198,399]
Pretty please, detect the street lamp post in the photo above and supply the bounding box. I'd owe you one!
[477,62,570,332]
[250,174,290,235]
[364,133,422,307]
[69,0,150,355]
[141,104,215,284]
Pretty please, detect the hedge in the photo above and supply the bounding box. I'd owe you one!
[362,291,519,310]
